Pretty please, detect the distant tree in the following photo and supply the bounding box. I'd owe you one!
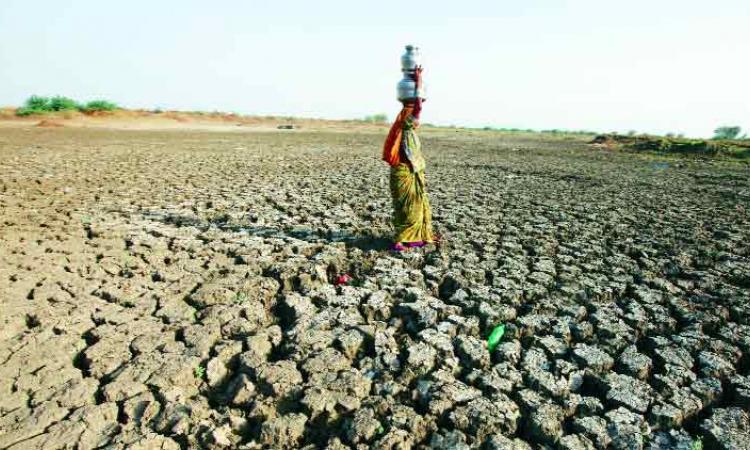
[16,95,117,116]
[363,113,388,123]
[25,95,50,110]
[80,100,118,113]
[49,96,79,111]
[16,95,51,116]
[713,126,742,140]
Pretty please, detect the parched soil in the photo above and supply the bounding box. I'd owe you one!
[1,126,749,449]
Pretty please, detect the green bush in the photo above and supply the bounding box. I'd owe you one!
[81,100,118,113]
[713,126,742,140]
[15,95,118,116]
[26,95,51,110]
[15,107,37,116]
[16,95,52,116]
[49,96,79,111]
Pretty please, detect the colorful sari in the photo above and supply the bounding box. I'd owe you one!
[383,106,434,244]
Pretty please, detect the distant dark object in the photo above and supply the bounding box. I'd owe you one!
[591,133,750,159]
[277,124,295,130]
[713,126,742,140]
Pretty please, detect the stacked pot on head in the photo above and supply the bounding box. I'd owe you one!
[397,45,426,102]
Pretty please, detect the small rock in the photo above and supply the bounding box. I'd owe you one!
[372,429,413,449]
[301,348,351,376]
[226,373,256,406]
[429,429,470,450]
[577,397,604,417]
[362,291,391,322]
[336,328,366,360]
[448,395,520,441]
[616,347,652,380]
[344,407,381,444]
[526,368,569,400]
[537,335,568,358]
[520,348,551,372]
[572,344,614,374]
[526,403,564,445]
[206,357,229,388]
[406,342,437,375]
[729,375,750,409]
[605,407,647,450]
[483,434,533,449]
[454,335,490,369]
[466,367,514,394]
[260,413,308,449]
[572,416,611,448]
[559,433,596,450]
[210,425,233,447]
[571,321,594,341]
[649,402,684,430]
[691,377,723,406]
[604,373,653,413]
[653,364,698,395]
[257,360,303,396]
[654,346,693,369]
[668,387,703,421]
[699,407,750,450]
[697,351,735,379]
[493,340,521,364]
[646,429,695,450]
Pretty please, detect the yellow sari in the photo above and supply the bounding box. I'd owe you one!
[386,111,434,244]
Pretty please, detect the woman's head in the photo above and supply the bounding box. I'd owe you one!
[400,98,425,107]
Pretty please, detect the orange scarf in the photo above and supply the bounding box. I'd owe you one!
[382,106,413,166]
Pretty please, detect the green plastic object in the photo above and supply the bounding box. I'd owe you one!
[487,324,506,352]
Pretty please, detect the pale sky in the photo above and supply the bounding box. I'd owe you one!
[1,0,748,137]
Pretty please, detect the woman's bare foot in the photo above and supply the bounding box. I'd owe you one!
[391,242,407,252]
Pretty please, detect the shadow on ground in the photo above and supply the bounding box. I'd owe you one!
[141,210,394,252]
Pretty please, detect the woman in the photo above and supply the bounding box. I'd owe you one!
[382,66,434,251]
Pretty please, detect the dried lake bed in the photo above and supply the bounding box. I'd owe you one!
[1,126,749,449]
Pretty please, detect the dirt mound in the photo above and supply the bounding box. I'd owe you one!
[591,134,750,158]
[163,112,190,123]
[0,107,16,119]
[35,119,65,128]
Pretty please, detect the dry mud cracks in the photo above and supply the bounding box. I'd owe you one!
[1,127,749,449]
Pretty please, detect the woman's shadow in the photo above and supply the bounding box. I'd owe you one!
[142,210,393,252]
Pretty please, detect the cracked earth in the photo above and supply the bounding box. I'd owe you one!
[1,126,749,449]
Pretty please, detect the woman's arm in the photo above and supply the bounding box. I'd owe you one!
[413,66,423,120]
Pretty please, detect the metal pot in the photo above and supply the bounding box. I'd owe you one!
[397,76,426,102]
[401,45,422,72]
[397,45,426,101]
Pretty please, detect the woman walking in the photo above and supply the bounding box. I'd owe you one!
[382,65,434,251]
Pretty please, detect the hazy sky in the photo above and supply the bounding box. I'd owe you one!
[1,0,748,137]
